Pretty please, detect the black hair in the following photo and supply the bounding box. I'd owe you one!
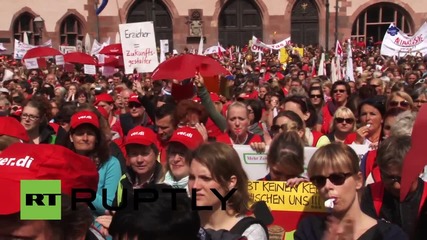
[109,183,200,240]
[281,95,317,128]
[245,99,263,124]
[155,103,176,122]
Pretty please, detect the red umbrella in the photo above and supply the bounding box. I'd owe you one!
[99,44,122,55]
[22,47,63,60]
[151,54,230,81]
[64,52,97,65]
[99,56,124,68]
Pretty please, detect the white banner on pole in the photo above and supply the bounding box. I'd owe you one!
[13,39,53,59]
[119,21,159,74]
[380,22,427,57]
[251,36,291,53]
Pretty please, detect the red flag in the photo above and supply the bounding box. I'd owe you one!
[217,42,223,59]
[335,40,343,58]
[400,105,427,201]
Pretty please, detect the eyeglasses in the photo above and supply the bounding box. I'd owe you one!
[381,171,401,184]
[370,84,380,88]
[389,100,410,108]
[335,117,354,124]
[333,89,346,94]
[21,113,40,121]
[310,172,353,188]
[310,94,322,99]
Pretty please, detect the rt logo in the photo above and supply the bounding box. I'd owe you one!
[20,180,62,220]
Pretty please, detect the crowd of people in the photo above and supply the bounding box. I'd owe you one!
[0,40,426,240]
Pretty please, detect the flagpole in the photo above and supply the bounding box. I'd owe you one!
[325,0,330,51]
[334,0,339,47]
[95,3,100,41]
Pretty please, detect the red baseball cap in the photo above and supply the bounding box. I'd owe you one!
[169,127,204,150]
[0,143,99,215]
[94,93,114,106]
[0,117,30,142]
[210,92,221,102]
[125,126,158,146]
[128,94,141,104]
[70,111,100,130]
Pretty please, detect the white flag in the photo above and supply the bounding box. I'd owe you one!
[198,34,204,55]
[346,39,355,82]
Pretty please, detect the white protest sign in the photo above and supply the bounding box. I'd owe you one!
[234,144,370,180]
[251,36,291,53]
[84,65,96,75]
[13,39,53,59]
[59,46,77,54]
[55,55,65,66]
[159,39,169,63]
[24,58,39,69]
[233,145,317,180]
[380,22,427,57]
[102,66,115,76]
[119,21,159,74]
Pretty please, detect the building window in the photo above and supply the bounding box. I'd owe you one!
[13,12,40,45]
[351,3,412,43]
[60,15,83,46]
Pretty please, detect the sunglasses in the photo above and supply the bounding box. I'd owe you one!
[370,84,380,88]
[389,100,409,108]
[310,94,322,99]
[335,117,354,124]
[310,172,353,188]
[333,89,346,94]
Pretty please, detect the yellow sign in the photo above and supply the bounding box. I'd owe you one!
[248,181,326,213]
[279,48,289,63]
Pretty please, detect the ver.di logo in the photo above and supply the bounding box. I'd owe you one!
[387,25,399,36]
[20,180,62,220]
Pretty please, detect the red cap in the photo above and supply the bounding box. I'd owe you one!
[125,126,158,146]
[0,143,99,215]
[0,117,30,142]
[210,92,220,102]
[70,111,100,130]
[169,127,204,150]
[95,106,109,120]
[94,93,114,106]
[128,94,141,104]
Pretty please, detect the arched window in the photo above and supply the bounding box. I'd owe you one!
[60,15,84,46]
[291,0,319,46]
[352,3,413,43]
[13,12,40,45]
[218,0,262,47]
[127,0,173,52]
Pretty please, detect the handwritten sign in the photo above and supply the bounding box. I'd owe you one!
[249,181,324,212]
[84,64,96,75]
[24,58,39,69]
[13,39,52,59]
[249,181,327,240]
[119,21,159,74]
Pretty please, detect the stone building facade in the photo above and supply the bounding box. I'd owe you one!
[0,0,426,55]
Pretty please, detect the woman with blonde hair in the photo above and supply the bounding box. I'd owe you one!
[190,142,268,240]
[294,143,407,240]
[317,106,357,146]
[387,91,414,111]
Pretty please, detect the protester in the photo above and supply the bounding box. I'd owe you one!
[294,143,408,240]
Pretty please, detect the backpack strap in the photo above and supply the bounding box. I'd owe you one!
[418,181,427,217]
[370,181,385,217]
[230,217,269,239]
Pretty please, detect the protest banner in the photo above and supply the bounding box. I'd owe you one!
[13,39,53,59]
[59,46,77,54]
[380,22,427,57]
[251,36,291,53]
[119,21,159,74]
[234,144,370,181]
[249,181,327,239]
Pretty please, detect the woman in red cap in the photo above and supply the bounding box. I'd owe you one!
[0,116,30,153]
[62,110,122,222]
[163,127,204,190]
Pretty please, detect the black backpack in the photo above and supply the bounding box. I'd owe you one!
[202,217,269,240]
